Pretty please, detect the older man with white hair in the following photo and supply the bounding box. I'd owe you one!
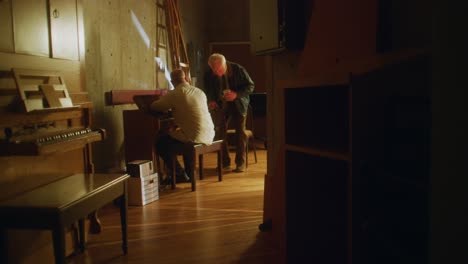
[203,53,254,172]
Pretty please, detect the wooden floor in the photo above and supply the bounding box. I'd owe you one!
[71,145,279,264]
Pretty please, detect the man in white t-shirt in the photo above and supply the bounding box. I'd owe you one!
[150,69,215,183]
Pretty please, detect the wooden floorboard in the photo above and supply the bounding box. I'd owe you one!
[70,144,279,264]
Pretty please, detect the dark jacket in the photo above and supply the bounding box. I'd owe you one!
[203,61,254,115]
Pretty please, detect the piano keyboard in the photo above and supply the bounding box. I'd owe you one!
[35,128,93,145]
[1,128,106,156]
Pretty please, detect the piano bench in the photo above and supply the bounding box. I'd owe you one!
[0,173,130,264]
[170,140,223,191]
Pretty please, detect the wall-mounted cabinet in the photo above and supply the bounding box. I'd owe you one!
[1,0,80,60]
[12,0,50,57]
[249,0,308,55]
[0,0,14,52]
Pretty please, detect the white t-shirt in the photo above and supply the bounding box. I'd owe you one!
[150,82,215,145]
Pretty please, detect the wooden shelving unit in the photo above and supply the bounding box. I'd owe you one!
[280,79,352,264]
[271,51,431,264]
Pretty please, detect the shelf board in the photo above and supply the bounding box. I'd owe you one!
[284,144,350,161]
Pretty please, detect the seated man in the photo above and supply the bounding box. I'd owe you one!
[150,68,215,183]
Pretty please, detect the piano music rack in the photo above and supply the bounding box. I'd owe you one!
[12,68,77,112]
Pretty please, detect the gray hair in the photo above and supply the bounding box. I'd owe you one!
[208,53,226,67]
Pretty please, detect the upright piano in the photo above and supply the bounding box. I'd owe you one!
[107,90,171,179]
[0,68,105,174]
[0,68,106,260]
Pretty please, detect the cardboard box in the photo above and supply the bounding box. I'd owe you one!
[126,160,153,177]
[128,172,159,206]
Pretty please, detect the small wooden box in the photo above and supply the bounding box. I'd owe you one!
[126,160,154,177]
[127,172,159,206]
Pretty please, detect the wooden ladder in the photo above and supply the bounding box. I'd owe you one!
[155,0,191,86]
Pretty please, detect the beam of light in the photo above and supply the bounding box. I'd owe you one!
[130,10,150,49]
[155,57,174,90]
[165,65,174,90]
[155,57,164,70]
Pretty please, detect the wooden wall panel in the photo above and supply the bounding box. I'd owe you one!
[206,0,249,42]
[297,0,377,75]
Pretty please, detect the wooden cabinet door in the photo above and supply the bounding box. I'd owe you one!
[49,0,79,60]
[249,0,280,54]
[12,0,50,57]
[0,0,14,52]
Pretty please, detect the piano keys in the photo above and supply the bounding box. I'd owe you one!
[0,127,106,156]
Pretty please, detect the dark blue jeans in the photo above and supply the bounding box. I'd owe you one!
[211,102,247,168]
[155,134,193,181]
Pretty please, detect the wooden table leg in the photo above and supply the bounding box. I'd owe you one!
[120,191,128,255]
[218,150,223,181]
[0,229,7,264]
[198,154,204,180]
[192,151,196,192]
[88,211,101,234]
[71,223,80,255]
[52,224,66,264]
[78,218,86,252]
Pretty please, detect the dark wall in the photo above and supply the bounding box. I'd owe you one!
[377,0,431,53]
[431,2,468,263]
[206,0,250,42]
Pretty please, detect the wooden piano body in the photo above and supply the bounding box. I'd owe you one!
[107,90,171,178]
[0,68,105,262]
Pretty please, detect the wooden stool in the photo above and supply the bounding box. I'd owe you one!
[171,140,223,191]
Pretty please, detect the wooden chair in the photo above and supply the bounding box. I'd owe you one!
[226,104,257,167]
[170,140,223,191]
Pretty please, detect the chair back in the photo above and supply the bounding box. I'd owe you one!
[246,104,255,132]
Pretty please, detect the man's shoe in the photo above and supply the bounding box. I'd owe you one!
[161,177,172,186]
[222,164,232,171]
[232,166,245,173]
[176,172,191,183]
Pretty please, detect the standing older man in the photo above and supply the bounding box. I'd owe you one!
[150,68,215,183]
[203,53,254,172]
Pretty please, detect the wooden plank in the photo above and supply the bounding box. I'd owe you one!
[40,84,62,108]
